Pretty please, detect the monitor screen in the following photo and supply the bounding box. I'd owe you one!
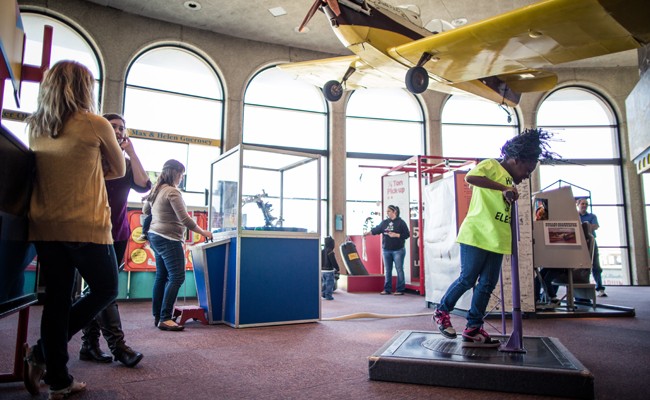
[0,124,37,318]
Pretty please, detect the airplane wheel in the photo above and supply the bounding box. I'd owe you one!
[405,66,429,94]
[323,80,343,102]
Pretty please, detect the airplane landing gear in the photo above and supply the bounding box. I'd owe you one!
[323,80,343,102]
[323,65,356,102]
[405,66,428,94]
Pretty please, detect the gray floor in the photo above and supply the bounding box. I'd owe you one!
[1,286,649,399]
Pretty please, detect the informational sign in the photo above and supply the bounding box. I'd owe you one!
[382,172,409,213]
[543,221,581,246]
[124,209,207,272]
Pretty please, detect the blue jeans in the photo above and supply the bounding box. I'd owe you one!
[383,247,406,293]
[321,270,335,299]
[438,243,503,328]
[149,233,186,321]
[34,241,118,390]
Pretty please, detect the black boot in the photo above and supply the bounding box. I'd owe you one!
[79,342,112,363]
[97,301,143,367]
[80,316,112,363]
[113,345,143,368]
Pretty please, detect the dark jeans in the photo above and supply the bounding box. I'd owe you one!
[81,240,127,351]
[438,244,503,328]
[34,241,118,390]
[382,247,406,293]
[148,233,186,321]
[534,268,562,302]
[592,242,604,291]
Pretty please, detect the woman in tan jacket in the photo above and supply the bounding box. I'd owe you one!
[24,60,125,399]
[143,159,212,331]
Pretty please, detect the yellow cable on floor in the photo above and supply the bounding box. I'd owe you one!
[321,312,434,321]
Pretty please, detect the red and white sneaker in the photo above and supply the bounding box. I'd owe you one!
[461,326,500,348]
[433,310,457,339]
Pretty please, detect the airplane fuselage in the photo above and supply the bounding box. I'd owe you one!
[323,0,466,94]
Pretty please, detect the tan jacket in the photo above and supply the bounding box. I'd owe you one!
[28,111,125,244]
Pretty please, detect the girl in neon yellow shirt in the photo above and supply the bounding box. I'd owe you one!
[434,128,557,347]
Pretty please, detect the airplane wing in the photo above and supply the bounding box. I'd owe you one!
[277,55,405,90]
[388,0,649,85]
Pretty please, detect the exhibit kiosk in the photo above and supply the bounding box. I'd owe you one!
[190,145,321,328]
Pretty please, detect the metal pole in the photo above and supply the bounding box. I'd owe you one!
[499,200,526,353]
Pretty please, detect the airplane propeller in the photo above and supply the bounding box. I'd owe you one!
[298,0,341,32]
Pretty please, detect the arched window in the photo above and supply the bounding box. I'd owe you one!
[243,66,328,234]
[537,87,628,285]
[346,88,425,234]
[441,96,519,158]
[2,12,101,145]
[124,46,224,205]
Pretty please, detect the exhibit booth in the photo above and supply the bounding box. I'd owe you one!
[191,145,321,328]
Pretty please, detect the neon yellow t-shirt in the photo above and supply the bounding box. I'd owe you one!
[456,159,513,254]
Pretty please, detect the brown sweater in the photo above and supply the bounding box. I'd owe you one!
[28,111,125,244]
[143,185,199,242]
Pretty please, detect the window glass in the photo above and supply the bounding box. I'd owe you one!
[346,158,400,235]
[245,67,324,112]
[539,165,622,205]
[347,88,422,121]
[243,106,326,149]
[537,87,627,285]
[2,13,101,145]
[126,47,221,99]
[346,118,423,155]
[243,66,328,234]
[537,88,615,126]
[346,88,424,157]
[124,46,223,204]
[441,95,518,159]
[345,89,425,235]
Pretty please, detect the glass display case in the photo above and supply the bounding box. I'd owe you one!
[209,144,321,235]
[193,145,321,328]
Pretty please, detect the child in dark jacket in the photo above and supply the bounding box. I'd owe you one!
[321,236,340,300]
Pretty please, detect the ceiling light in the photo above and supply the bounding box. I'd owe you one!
[451,18,467,27]
[269,7,287,17]
[183,1,201,11]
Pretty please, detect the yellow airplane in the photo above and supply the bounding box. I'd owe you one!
[278,0,649,106]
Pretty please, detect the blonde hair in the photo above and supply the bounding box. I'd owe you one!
[26,60,96,138]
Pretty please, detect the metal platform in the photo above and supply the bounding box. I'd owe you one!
[369,330,594,399]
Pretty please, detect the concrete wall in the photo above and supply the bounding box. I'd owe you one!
[17,0,649,285]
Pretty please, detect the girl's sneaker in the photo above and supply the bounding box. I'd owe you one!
[433,310,457,339]
[461,326,501,348]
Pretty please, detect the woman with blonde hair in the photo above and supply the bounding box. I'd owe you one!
[24,60,125,399]
[143,159,212,331]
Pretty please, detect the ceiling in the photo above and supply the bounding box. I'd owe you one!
[83,0,638,68]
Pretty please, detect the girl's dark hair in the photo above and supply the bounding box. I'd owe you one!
[501,128,560,162]
[388,205,400,217]
[145,159,185,204]
[102,113,125,125]
[324,236,335,251]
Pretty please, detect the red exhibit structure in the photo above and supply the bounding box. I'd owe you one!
[359,155,477,295]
